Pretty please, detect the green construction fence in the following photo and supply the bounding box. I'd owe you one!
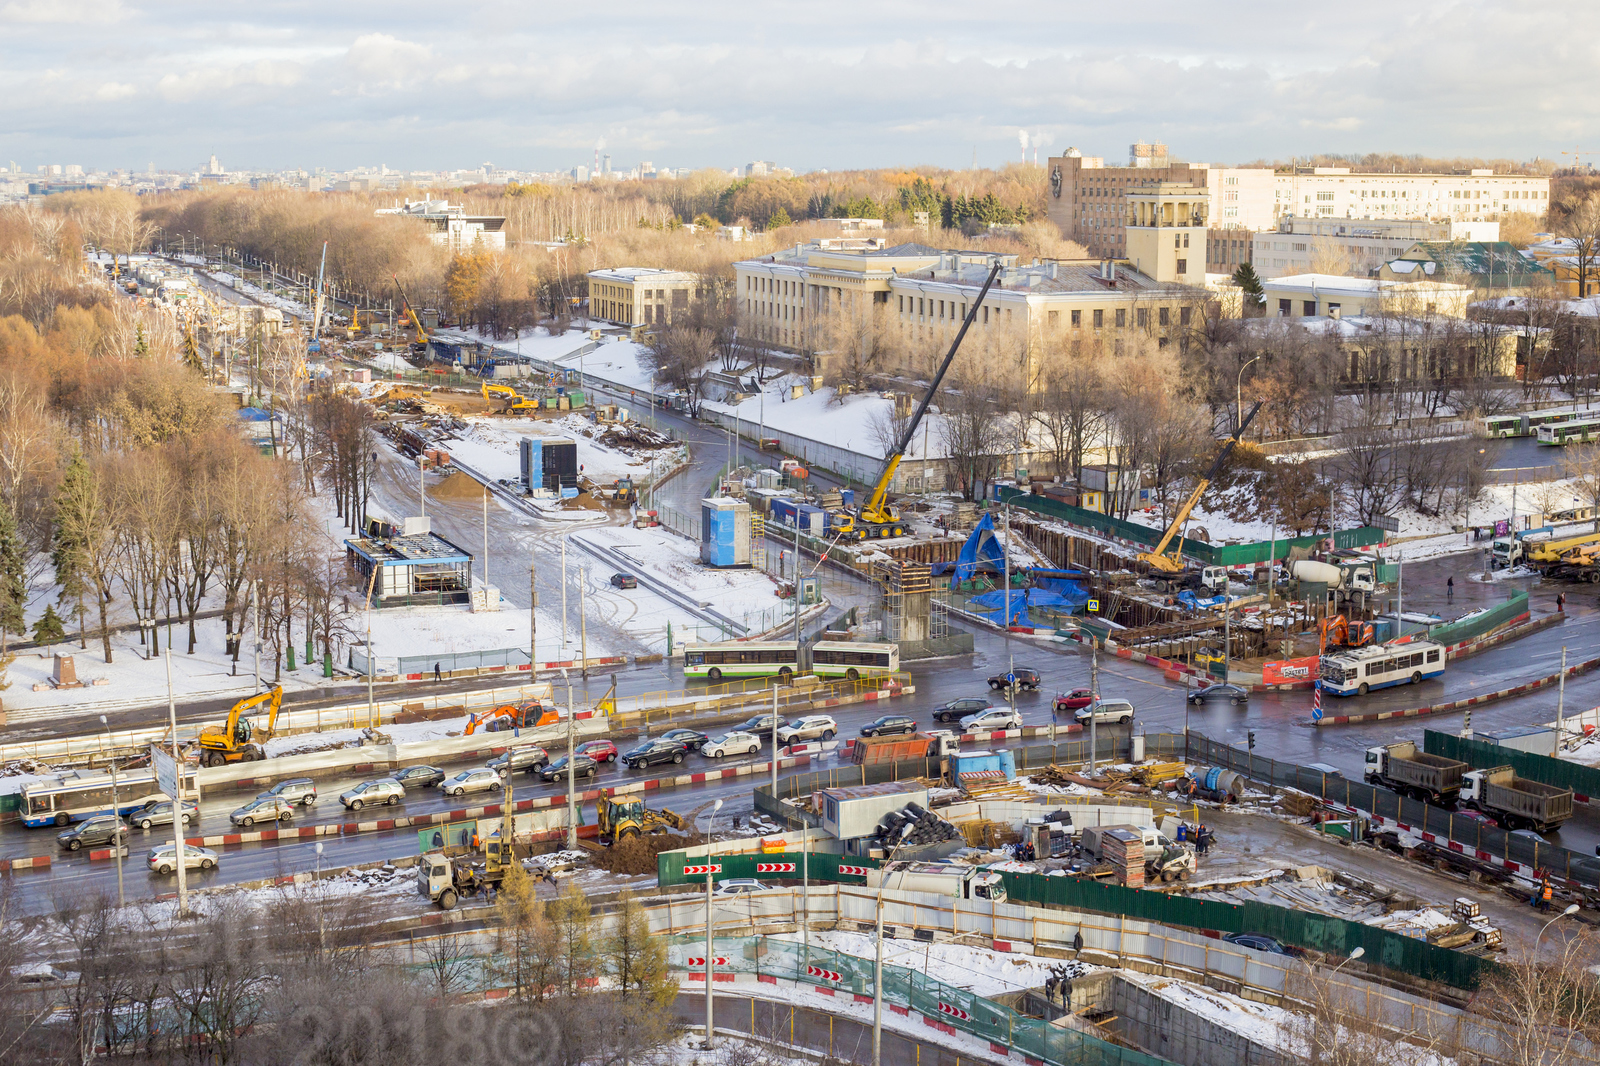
[1425,728,1600,801]
[659,849,876,888]
[1425,590,1530,647]
[994,486,1385,566]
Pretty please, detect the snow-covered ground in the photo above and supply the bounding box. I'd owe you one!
[438,413,681,487]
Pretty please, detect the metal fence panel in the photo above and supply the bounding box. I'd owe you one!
[1426,591,1529,646]
[1425,727,1600,801]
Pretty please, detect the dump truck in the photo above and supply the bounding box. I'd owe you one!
[850,732,960,766]
[1363,741,1468,805]
[1459,766,1575,833]
[865,860,1007,903]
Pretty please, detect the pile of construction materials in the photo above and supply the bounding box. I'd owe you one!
[1098,828,1145,887]
[874,801,961,848]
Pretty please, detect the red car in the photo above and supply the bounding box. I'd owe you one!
[1052,689,1094,715]
[576,739,619,763]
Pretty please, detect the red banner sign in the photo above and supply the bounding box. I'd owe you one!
[937,1002,971,1021]
[756,862,797,873]
[1263,656,1318,686]
[806,965,842,982]
[837,864,869,876]
[687,957,728,967]
[683,864,723,875]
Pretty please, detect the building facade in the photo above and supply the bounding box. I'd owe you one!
[1377,242,1555,295]
[1259,274,1473,319]
[1273,168,1548,223]
[585,267,697,327]
[376,200,506,252]
[1252,218,1499,278]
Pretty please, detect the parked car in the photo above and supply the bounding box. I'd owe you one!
[702,731,762,758]
[1223,933,1304,958]
[660,728,710,752]
[960,707,1023,733]
[1303,763,1344,779]
[623,737,690,769]
[1455,808,1499,828]
[389,764,446,789]
[610,572,638,589]
[488,745,550,776]
[127,798,200,831]
[576,739,619,763]
[987,666,1041,693]
[1188,683,1249,707]
[230,797,297,827]
[1075,699,1134,726]
[737,712,788,735]
[859,714,917,738]
[148,843,219,875]
[441,767,502,796]
[932,697,992,723]
[340,778,406,810]
[258,778,317,807]
[714,878,769,896]
[1051,689,1094,714]
[57,815,127,851]
[777,715,838,744]
[538,753,599,782]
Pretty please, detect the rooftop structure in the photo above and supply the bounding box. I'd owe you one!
[375,199,505,252]
[1259,273,1473,319]
[344,517,475,607]
[1252,218,1499,279]
[585,267,698,327]
[1378,241,1555,293]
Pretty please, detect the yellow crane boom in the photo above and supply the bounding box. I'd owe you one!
[1137,401,1262,574]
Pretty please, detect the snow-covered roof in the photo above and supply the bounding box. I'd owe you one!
[587,266,695,284]
[1261,273,1385,296]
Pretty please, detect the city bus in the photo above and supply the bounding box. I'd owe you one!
[1537,417,1600,446]
[810,641,899,680]
[18,765,199,828]
[1318,639,1446,697]
[683,641,800,682]
[1483,406,1596,439]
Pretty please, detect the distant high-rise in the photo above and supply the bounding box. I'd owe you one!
[1128,141,1168,169]
[206,154,223,175]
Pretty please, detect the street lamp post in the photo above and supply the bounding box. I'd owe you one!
[704,798,724,1049]
[1236,355,1263,435]
[873,823,915,1066]
[564,669,577,849]
[1539,903,1580,941]
[101,715,124,908]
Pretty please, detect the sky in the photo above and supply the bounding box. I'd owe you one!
[2,0,1596,175]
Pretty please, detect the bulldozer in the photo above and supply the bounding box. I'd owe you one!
[596,795,685,844]
[196,686,284,767]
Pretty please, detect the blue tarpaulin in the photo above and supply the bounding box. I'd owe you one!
[236,407,278,422]
[952,513,1006,586]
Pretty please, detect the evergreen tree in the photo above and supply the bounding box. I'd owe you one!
[51,450,92,650]
[32,605,67,646]
[603,890,674,1004]
[768,207,792,229]
[0,504,25,648]
[1232,262,1266,312]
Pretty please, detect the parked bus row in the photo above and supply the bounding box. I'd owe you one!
[1482,405,1600,440]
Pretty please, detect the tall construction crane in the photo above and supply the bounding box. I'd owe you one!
[1136,401,1263,575]
[391,273,429,355]
[830,261,1002,542]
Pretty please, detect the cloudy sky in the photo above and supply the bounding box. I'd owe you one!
[2,0,1593,174]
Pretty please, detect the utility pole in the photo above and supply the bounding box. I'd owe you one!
[561,538,569,647]
[529,542,538,674]
[580,566,589,674]
[565,669,577,849]
[1089,637,1099,774]
[101,715,124,908]
[1557,646,1567,750]
[483,489,490,590]
[419,450,426,518]
[165,651,188,915]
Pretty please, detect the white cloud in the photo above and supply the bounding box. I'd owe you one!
[345,33,432,80]
[0,0,122,23]
[94,81,136,101]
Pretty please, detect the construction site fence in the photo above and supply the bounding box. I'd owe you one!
[1424,728,1600,808]
[666,935,1174,1066]
[994,486,1386,567]
[616,674,907,731]
[1165,732,1600,889]
[1425,590,1529,646]
[346,646,533,676]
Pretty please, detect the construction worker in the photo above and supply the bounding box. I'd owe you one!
[1558,593,1566,613]
[434,662,443,682]
[471,832,481,851]
[1539,878,1554,912]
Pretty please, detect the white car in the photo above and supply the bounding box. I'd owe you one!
[701,731,762,758]
[441,767,503,796]
[147,843,219,875]
[1074,699,1134,726]
[960,708,1023,733]
[715,878,769,896]
[776,715,838,744]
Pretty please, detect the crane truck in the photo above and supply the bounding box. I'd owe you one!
[196,686,284,767]
[391,274,430,356]
[1136,402,1263,583]
[829,263,1002,542]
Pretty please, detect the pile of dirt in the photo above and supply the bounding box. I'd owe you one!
[433,471,490,500]
[593,832,698,875]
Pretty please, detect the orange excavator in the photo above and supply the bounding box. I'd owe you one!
[465,699,558,735]
[1319,615,1375,653]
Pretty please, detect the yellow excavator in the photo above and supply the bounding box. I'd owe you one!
[197,686,284,766]
[482,381,539,414]
[596,795,685,844]
[831,263,1002,542]
[392,274,429,355]
[1137,401,1262,578]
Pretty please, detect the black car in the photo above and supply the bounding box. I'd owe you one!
[1223,933,1303,958]
[487,746,550,776]
[932,697,993,723]
[737,712,788,735]
[389,764,446,789]
[538,753,599,782]
[623,737,690,769]
[1188,683,1250,707]
[860,715,917,737]
[610,573,638,589]
[57,815,128,851]
[987,667,1042,693]
[660,728,710,752]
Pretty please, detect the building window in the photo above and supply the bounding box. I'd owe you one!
[1115,308,1126,328]
[1159,307,1170,326]
[1093,309,1104,329]
[1048,310,1059,326]
[982,306,988,324]
[1183,233,1190,248]
[1071,310,1081,328]
[1179,306,1191,326]
[1176,259,1187,275]
[1278,299,1291,317]
[1136,307,1149,328]
[1303,301,1317,316]
[898,295,904,312]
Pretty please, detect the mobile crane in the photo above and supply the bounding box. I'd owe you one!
[830,262,1002,542]
[1136,401,1262,577]
[391,274,429,356]
[196,686,284,766]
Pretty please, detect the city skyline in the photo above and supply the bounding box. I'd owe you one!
[4,0,1596,174]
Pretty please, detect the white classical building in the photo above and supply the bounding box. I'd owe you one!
[375,200,506,252]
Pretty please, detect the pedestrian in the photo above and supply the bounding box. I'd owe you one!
[1446,576,1454,604]
[434,662,442,682]
[1558,592,1566,612]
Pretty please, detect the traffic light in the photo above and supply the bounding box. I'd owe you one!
[1247,730,1257,751]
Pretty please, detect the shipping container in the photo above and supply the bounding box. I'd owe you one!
[816,783,929,840]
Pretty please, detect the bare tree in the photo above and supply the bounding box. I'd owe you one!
[938,373,1007,500]
[1555,192,1600,299]
[420,931,476,1000]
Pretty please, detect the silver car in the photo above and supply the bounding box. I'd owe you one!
[441,767,502,797]
[147,843,218,875]
[339,778,405,810]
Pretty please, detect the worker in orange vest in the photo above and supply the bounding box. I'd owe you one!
[1539,878,1554,912]
[471,832,481,851]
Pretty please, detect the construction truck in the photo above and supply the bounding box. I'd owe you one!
[419,829,542,910]
[1148,845,1196,883]
[1490,525,1554,569]
[1136,403,1262,583]
[196,686,284,767]
[1459,766,1574,832]
[865,861,1007,903]
[595,795,685,844]
[1319,614,1375,652]
[482,381,539,414]
[1523,531,1600,567]
[1364,741,1467,805]
[829,264,1002,542]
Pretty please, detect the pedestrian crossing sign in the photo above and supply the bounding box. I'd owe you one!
[1088,599,1100,612]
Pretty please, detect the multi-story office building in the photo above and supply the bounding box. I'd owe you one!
[1273,167,1548,222]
